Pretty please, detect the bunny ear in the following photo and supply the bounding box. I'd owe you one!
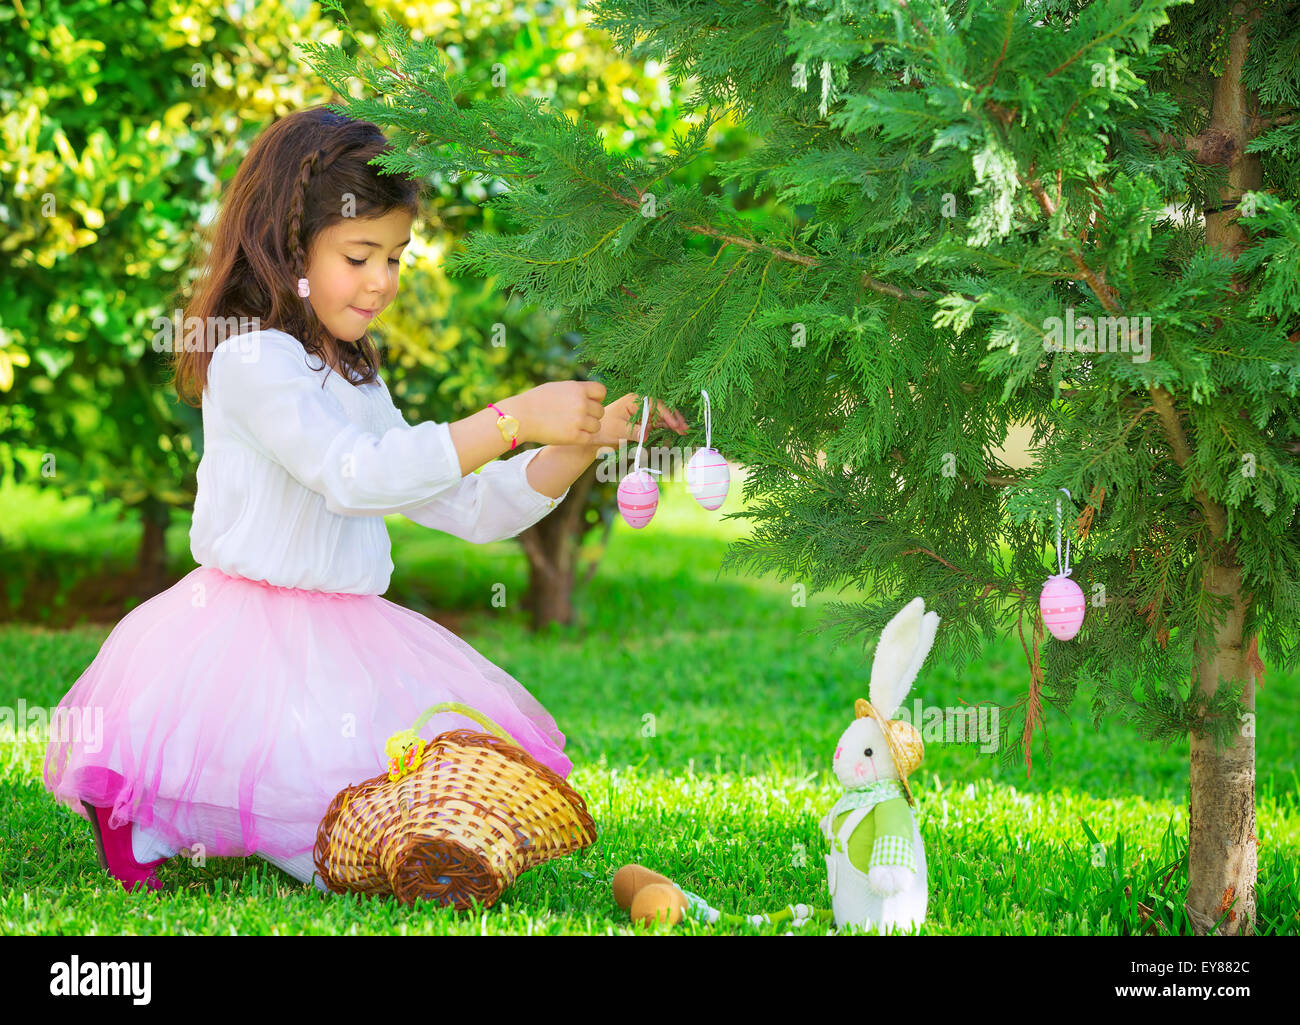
[897,610,940,706]
[869,598,940,718]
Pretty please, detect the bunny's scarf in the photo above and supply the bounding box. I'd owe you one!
[828,778,907,821]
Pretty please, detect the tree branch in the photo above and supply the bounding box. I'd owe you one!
[1018,151,1232,547]
[1130,127,1238,166]
[599,186,934,300]
[888,447,1020,488]
[1149,386,1229,539]
[1250,110,1297,132]
[899,546,1028,599]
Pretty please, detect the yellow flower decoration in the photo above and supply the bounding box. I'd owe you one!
[385,728,425,782]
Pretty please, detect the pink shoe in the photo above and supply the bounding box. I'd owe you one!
[82,800,167,895]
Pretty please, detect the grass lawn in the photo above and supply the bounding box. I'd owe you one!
[1,472,1297,935]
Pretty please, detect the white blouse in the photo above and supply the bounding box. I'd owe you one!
[189,328,569,595]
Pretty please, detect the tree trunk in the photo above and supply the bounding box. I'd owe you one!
[136,497,171,600]
[517,460,602,631]
[1185,0,1263,936]
[1186,556,1256,935]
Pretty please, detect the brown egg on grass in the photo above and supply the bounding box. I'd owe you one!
[612,864,677,911]
[630,883,688,927]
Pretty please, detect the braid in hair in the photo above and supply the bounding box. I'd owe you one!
[287,147,327,283]
[286,143,359,383]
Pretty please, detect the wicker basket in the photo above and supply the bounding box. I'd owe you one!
[312,701,597,908]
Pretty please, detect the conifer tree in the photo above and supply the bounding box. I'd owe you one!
[303,0,1300,934]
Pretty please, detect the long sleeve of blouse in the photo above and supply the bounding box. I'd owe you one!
[189,328,569,594]
[377,382,571,544]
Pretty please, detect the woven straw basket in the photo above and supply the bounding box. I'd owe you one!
[312,701,597,908]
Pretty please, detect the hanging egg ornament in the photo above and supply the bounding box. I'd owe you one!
[1040,574,1085,640]
[685,389,729,510]
[685,449,729,510]
[617,469,660,528]
[1040,488,1085,641]
[617,395,663,528]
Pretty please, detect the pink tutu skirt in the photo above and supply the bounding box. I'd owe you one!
[43,565,572,889]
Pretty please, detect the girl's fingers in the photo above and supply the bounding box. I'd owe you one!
[653,398,688,433]
[621,394,689,435]
[627,397,677,426]
[627,415,686,439]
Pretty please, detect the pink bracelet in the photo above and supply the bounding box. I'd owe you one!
[488,402,518,450]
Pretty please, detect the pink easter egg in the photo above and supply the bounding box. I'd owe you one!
[617,469,659,528]
[1040,574,1085,640]
[685,447,730,511]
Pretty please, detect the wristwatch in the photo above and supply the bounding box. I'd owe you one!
[488,402,519,450]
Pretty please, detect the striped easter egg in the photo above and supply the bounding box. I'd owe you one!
[685,447,730,511]
[617,469,660,528]
[1040,574,1085,640]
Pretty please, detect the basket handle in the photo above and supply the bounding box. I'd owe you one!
[384,701,516,782]
[411,701,513,743]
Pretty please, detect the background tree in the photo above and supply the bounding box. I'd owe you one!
[0,0,709,629]
[301,0,1300,935]
[0,0,350,603]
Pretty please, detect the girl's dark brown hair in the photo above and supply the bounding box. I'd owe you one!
[170,106,424,406]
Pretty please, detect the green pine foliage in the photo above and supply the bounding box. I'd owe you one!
[302,0,1300,769]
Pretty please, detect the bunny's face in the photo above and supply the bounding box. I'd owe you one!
[832,716,899,789]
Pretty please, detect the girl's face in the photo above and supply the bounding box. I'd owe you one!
[303,208,414,343]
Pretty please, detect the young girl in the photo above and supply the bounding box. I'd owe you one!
[42,106,687,894]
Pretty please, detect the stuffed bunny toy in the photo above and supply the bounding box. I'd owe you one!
[820,596,938,934]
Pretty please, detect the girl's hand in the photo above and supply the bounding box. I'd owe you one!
[588,392,689,451]
[509,381,609,446]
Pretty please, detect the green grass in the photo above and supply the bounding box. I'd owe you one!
[1,472,1297,934]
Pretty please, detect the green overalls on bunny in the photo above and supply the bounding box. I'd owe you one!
[824,779,917,874]
[820,775,928,933]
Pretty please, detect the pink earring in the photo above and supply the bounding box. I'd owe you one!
[298,278,310,298]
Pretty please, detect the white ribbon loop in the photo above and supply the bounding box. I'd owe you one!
[631,395,664,476]
[1054,487,1072,578]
